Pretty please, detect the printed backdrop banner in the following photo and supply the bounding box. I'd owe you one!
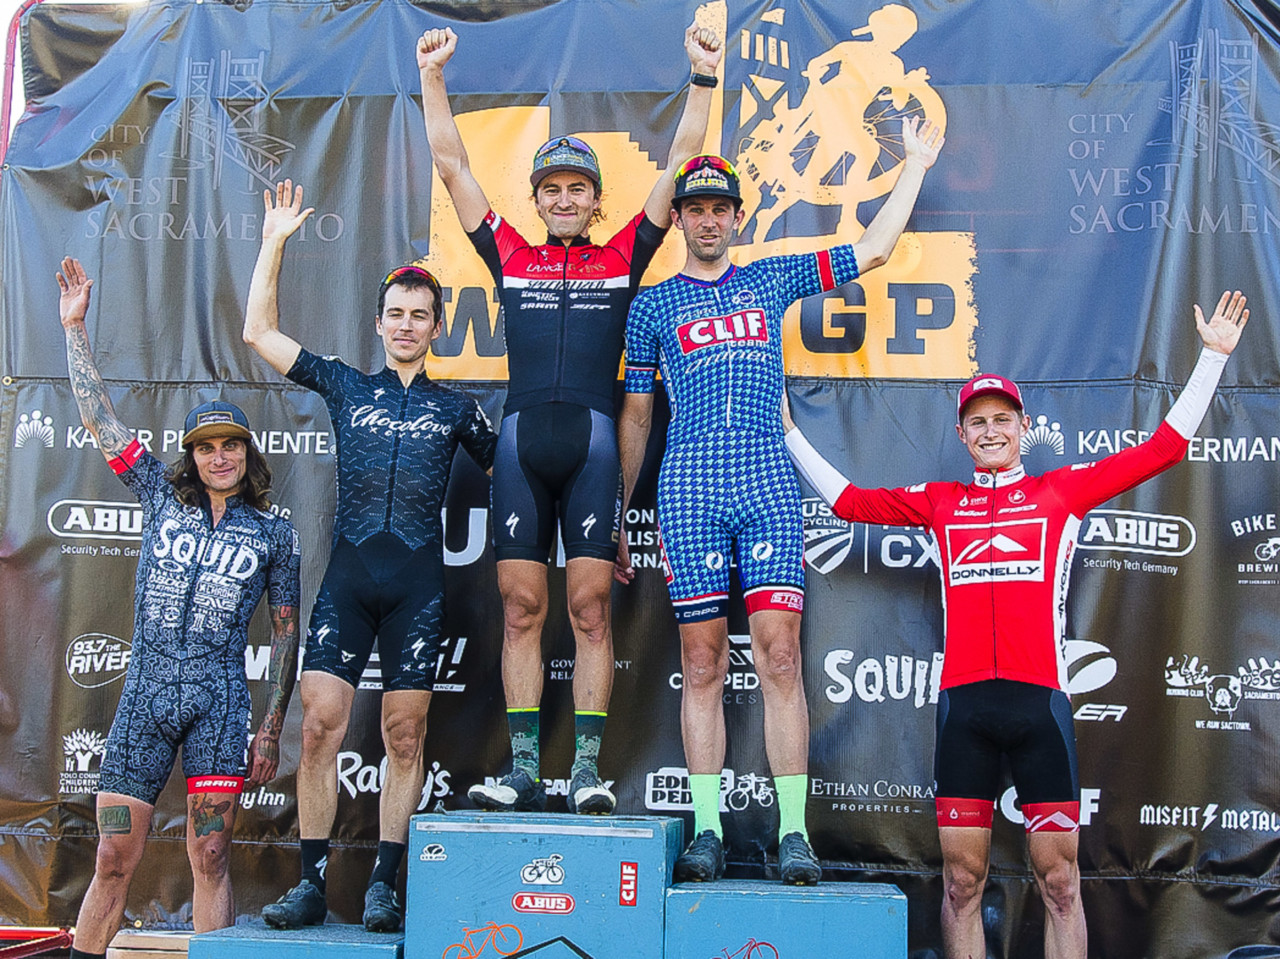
[2,1,1279,957]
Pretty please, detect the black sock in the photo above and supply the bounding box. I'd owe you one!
[368,841,406,888]
[70,949,107,959]
[301,838,330,893]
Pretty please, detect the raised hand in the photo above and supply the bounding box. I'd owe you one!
[1194,290,1249,356]
[902,116,944,171]
[685,21,723,75]
[56,256,94,328]
[262,180,314,243]
[417,27,458,72]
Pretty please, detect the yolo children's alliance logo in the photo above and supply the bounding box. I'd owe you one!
[1165,653,1280,731]
[61,728,108,795]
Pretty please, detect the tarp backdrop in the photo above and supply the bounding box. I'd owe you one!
[2,0,1279,955]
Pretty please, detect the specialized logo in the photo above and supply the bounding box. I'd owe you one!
[65,633,132,688]
[60,728,107,795]
[506,512,520,538]
[520,854,565,886]
[946,519,1047,584]
[619,862,638,906]
[419,843,447,862]
[1021,415,1065,455]
[582,513,597,538]
[512,893,574,915]
[1078,509,1196,557]
[14,409,55,449]
[48,499,145,542]
[676,310,767,354]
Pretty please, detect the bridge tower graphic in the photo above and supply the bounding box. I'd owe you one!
[1164,29,1280,185]
[170,50,296,190]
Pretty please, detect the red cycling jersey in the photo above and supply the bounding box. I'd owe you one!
[826,422,1187,691]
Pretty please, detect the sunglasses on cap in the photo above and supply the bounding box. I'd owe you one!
[381,264,440,288]
[675,154,739,179]
[534,135,599,164]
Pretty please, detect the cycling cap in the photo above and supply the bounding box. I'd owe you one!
[673,155,741,204]
[957,374,1023,421]
[182,400,252,446]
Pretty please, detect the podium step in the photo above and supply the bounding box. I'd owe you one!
[108,930,191,959]
[188,920,402,958]
[406,812,681,959]
[664,880,907,959]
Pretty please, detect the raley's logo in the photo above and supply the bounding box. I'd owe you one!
[512,892,574,915]
[619,862,638,906]
[946,519,1047,585]
[677,310,767,354]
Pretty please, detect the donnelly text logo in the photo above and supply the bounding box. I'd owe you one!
[946,519,1047,584]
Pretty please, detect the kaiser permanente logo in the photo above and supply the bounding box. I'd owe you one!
[421,1,977,383]
[13,409,55,449]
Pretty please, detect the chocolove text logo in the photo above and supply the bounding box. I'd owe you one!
[422,2,976,383]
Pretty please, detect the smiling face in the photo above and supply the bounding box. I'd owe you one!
[376,285,441,367]
[534,172,601,240]
[956,395,1031,472]
[674,196,744,265]
[191,435,248,495]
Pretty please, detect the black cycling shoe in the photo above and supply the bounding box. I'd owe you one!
[362,881,403,933]
[778,831,822,885]
[673,830,726,882]
[262,880,326,929]
[468,768,547,812]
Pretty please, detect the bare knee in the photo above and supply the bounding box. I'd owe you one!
[943,857,988,911]
[1035,860,1081,917]
[682,646,728,693]
[382,713,426,766]
[567,589,610,646]
[94,838,143,885]
[300,707,348,760]
[755,637,801,687]
[502,586,546,639]
[188,837,231,885]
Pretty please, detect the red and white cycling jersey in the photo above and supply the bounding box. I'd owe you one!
[829,422,1188,691]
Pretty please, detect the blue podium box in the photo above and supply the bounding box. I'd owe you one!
[664,880,907,959]
[406,812,682,959]
[188,920,402,958]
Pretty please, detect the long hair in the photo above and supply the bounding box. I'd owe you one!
[167,441,273,511]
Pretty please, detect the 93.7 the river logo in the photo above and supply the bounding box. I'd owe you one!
[65,633,131,688]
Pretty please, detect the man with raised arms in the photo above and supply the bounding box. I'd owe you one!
[417,22,721,814]
[616,118,943,882]
[245,183,497,932]
[782,293,1248,956]
[56,257,300,959]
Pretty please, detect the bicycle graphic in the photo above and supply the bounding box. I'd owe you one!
[520,854,565,884]
[1255,537,1280,562]
[714,939,781,959]
[726,773,775,812]
[441,921,523,959]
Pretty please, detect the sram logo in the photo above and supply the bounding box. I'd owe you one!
[512,892,574,915]
[946,519,1047,584]
[677,310,767,354]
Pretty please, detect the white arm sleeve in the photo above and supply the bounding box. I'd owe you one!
[784,426,852,507]
[1164,347,1229,439]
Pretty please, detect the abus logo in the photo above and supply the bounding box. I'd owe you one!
[48,500,144,541]
[512,892,574,915]
[1078,509,1196,557]
[946,519,1047,584]
[619,862,637,906]
[676,309,767,354]
[66,633,132,688]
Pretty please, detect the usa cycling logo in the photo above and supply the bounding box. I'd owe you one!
[801,497,855,574]
[677,310,767,354]
[946,519,1047,584]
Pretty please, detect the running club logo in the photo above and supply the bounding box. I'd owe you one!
[1165,653,1280,730]
[13,409,55,449]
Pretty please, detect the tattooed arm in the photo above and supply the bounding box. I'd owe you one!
[57,257,134,462]
[246,603,299,786]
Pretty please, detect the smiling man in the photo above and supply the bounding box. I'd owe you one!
[781,292,1248,957]
[243,182,497,932]
[56,257,300,959]
[417,22,721,816]
[616,117,942,884]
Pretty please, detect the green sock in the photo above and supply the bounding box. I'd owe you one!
[775,774,809,841]
[689,773,723,837]
[571,711,607,777]
[507,708,540,780]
